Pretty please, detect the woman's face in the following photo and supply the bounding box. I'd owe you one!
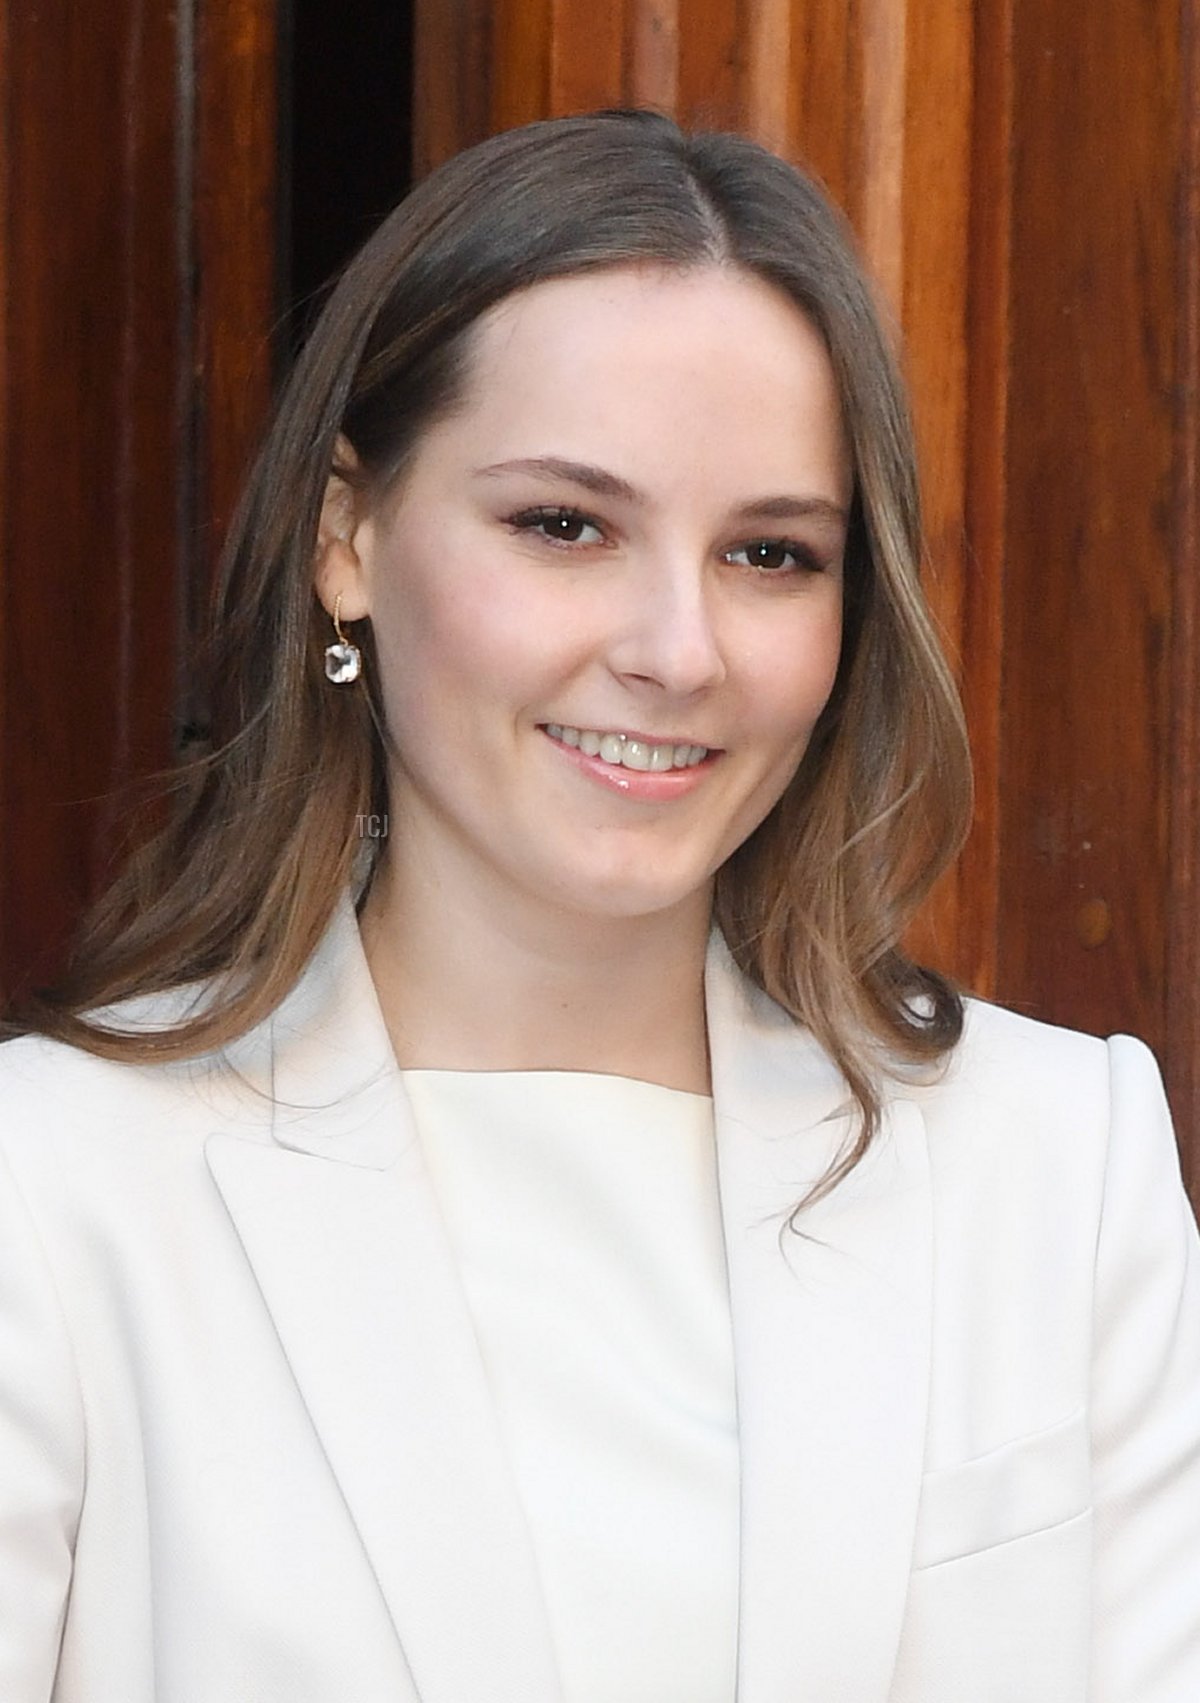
[329,263,851,932]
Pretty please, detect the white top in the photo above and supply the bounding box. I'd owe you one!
[401,1068,740,1703]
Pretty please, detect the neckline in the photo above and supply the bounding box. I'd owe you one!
[400,1065,714,1106]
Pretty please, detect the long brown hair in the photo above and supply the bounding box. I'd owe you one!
[11,110,971,1202]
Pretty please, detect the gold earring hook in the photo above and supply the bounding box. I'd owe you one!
[333,592,350,645]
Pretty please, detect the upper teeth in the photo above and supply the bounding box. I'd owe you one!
[546,725,709,771]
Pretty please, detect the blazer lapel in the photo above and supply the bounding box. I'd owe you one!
[706,936,932,1703]
[205,899,564,1703]
[204,902,928,1703]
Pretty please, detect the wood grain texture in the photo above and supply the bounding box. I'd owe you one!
[884,3,974,977]
[1167,0,1200,1193]
[412,0,492,175]
[548,0,624,114]
[996,0,1176,1057]
[627,0,680,111]
[955,0,1013,1001]
[742,0,792,155]
[676,0,740,130]
[781,0,862,215]
[0,0,279,999]
[0,2,10,962]
[490,0,553,133]
[192,1,278,613]
[858,0,906,311]
[0,0,183,993]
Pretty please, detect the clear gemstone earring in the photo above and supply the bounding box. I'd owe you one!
[324,593,362,684]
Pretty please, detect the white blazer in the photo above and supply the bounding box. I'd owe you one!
[1,897,1198,1703]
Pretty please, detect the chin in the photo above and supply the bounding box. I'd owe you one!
[537,865,714,925]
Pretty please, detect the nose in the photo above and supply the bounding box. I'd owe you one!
[606,552,727,697]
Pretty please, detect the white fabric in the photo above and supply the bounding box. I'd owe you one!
[401,1068,738,1703]
[0,897,1197,1701]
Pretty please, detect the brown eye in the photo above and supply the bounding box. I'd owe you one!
[727,538,819,575]
[545,510,588,542]
[509,507,605,547]
[748,541,792,572]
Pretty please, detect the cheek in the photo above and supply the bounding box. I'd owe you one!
[370,568,565,741]
[752,607,844,739]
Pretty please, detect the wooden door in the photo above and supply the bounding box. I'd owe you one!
[0,0,277,992]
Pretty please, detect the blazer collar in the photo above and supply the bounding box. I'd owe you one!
[207,899,931,1703]
[220,891,406,1167]
[209,897,564,1703]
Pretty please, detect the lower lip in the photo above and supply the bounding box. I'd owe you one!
[540,729,720,800]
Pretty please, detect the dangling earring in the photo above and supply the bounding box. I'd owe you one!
[324,593,362,684]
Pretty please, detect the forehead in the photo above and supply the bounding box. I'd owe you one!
[474,262,834,404]
[405,264,851,508]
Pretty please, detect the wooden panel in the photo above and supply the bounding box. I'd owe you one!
[742,0,792,156]
[412,0,492,177]
[857,0,905,304]
[956,0,1013,1001]
[0,0,184,993]
[490,0,553,132]
[996,1,1177,1056]
[191,1,279,634]
[0,5,10,947]
[0,0,279,998]
[623,0,677,110]
[548,0,624,114]
[1167,0,1200,1195]
[781,1,863,214]
[890,4,974,977]
[676,0,740,130]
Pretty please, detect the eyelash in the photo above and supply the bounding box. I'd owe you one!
[725,539,825,576]
[505,505,826,576]
[507,506,606,547]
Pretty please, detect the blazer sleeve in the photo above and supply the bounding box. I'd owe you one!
[1091,1036,1200,1700]
[0,1140,85,1702]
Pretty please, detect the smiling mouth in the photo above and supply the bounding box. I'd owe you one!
[544,724,711,771]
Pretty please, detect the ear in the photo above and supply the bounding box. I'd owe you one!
[314,435,372,622]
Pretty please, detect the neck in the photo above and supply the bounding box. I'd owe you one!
[358,844,714,1096]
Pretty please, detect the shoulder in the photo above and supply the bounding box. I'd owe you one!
[0,991,272,1190]
[936,994,1109,1104]
[928,994,1162,1125]
[0,1023,204,1121]
[899,997,1178,1231]
[708,934,1160,1151]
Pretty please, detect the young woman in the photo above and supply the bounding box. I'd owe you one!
[2,110,1198,1703]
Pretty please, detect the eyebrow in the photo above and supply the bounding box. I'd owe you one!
[738,493,848,526]
[474,456,849,527]
[475,456,640,502]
